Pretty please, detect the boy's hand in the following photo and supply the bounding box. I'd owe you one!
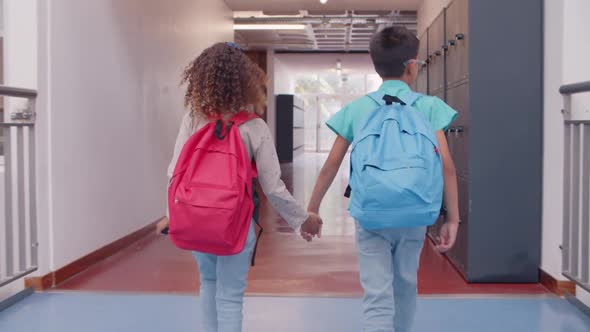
[300,213,323,242]
[156,217,169,235]
[435,221,459,253]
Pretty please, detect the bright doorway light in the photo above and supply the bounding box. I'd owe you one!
[234,24,307,30]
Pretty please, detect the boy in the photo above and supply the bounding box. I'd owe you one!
[307,26,460,332]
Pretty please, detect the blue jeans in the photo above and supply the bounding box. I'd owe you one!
[355,221,426,332]
[193,222,256,332]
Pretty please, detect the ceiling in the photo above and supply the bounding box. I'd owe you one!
[224,0,421,12]
[275,53,375,75]
[234,10,418,52]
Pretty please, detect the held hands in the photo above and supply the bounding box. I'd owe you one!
[300,212,323,242]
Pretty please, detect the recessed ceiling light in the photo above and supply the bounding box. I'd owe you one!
[234,24,307,30]
[320,0,329,4]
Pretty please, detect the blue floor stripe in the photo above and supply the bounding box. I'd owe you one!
[0,292,589,332]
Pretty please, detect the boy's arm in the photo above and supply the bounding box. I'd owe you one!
[308,135,351,214]
[435,130,460,252]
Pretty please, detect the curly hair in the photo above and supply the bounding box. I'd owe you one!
[181,43,267,117]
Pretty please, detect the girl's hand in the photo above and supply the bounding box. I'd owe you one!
[300,213,323,242]
[156,217,170,235]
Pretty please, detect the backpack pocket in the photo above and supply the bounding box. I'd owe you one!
[358,156,434,209]
[170,186,242,245]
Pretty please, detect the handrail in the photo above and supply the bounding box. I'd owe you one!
[559,81,590,96]
[0,86,38,98]
[0,85,38,290]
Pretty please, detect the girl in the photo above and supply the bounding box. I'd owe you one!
[160,42,322,332]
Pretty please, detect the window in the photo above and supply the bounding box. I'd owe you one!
[295,73,382,151]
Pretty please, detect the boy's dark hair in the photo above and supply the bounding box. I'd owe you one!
[370,26,419,78]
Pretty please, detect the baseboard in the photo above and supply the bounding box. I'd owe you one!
[564,291,590,319]
[539,268,576,296]
[0,287,34,312]
[25,219,161,291]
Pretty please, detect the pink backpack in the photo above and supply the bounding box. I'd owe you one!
[168,111,259,256]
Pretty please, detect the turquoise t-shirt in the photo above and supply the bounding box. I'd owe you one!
[326,80,458,143]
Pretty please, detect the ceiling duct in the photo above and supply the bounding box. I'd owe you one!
[234,10,417,52]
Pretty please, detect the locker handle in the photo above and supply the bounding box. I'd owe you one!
[434,50,442,56]
[455,33,465,40]
[442,45,449,51]
[448,126,464,133]
[448,40,456,47]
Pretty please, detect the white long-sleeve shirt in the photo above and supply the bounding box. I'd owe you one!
[167,112,309,230]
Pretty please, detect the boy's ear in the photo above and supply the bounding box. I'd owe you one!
[404,65,414,76]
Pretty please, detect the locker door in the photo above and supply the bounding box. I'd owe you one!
[416,31,428,94]
[446,82,470,177]
[427,12,445,94]
[445,175,470,278]
[445,0,469,85]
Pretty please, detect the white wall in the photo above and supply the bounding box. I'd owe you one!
[542,0,565,283]
[266,50,277,141]
[543,0,590,305]
[274,56,295,95]
[417,0,452,37]
[35,0,233,272]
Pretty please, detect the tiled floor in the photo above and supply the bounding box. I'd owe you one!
[2,292,589,332]
[56,153,548,295]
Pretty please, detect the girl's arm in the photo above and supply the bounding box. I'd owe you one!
[307,135,351,214]
[252,120,318,233]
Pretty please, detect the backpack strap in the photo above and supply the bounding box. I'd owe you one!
[368,91,387,105]
[228,111,263,266]
[213,111,259,140]
[250,178,263,267]
[401,91,423,106]
[231,111,259,126]
[367,91,423,107]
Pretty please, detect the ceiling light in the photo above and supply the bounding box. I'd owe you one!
[234,24,307,30]
[320,0,329,4]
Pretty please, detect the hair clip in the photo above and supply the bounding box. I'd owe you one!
[226,42,242,50]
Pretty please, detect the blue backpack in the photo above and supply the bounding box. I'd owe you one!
[348,91,443,230]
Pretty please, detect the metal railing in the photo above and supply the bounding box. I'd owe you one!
[562,80,590,293]
[0,85,38,288]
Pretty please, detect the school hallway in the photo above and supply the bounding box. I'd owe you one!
[2,154,590,332]
[2,0,590,331]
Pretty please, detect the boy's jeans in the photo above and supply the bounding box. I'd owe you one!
[355,221,426,332]
[193,222,256,332]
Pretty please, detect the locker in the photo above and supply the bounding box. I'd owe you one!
[425,0,542,283]
[445,0,469,85]
[446,83,470,177]
[428,12,445,94]
[433,90,444,101]
[416,31,428,94]
[416,67,428,94]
